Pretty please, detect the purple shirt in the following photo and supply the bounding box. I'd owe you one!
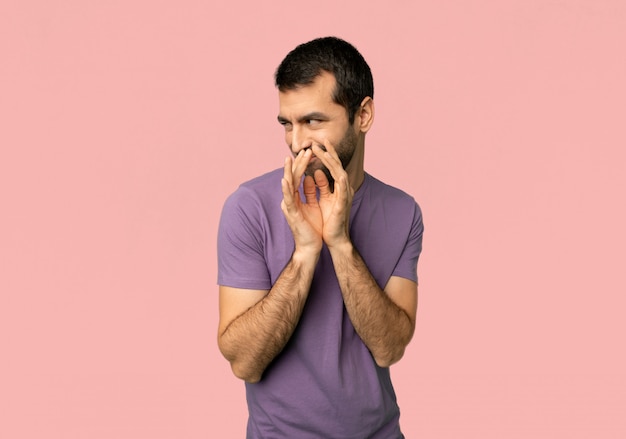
[218,169,423,438]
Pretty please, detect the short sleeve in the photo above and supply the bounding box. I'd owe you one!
[391,202,424,283]
[217,188,272,290]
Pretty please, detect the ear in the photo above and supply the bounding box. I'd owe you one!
[355,97,374,133]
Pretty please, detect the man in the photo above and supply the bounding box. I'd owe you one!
[217,36,424,438]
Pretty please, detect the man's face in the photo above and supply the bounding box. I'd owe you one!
[277,71,358,179]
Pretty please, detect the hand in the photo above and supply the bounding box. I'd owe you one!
[280,149,323,254]
[312,140,354,249]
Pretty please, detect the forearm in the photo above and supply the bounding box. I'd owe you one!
[329,242,414,367]
[218,250,318,382]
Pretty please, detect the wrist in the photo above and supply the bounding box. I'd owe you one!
[327,238,353,258]
[292,245,321,266]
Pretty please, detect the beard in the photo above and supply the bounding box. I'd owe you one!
[304,127,358,192]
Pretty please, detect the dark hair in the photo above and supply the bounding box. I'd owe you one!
[275,36,374,124]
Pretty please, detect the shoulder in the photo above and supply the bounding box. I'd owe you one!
[218,169,284,254]
[238,168,283,193]
[364,173,421,211]
[361,174,423,237]
[223,168,283,209]
[218,168,284,235]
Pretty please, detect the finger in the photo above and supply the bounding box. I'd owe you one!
[281,178,292,213]
[284,156,294,186]
[293,149,312,183]
[313,141,345,183]
[303,175,318,205]
[282,157,297,206]
[335,174,350,205]
[332,173,345,203]
[313,141,341,170]
[291,149,304,173]
[321,139,342,162]
[314,169,332,199]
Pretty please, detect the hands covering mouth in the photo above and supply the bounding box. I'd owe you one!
[281,138,354,254]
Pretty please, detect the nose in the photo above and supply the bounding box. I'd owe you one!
[290,125,313,154]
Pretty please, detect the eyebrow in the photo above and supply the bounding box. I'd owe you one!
[277,112,329,124]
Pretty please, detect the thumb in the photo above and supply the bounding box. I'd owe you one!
[303,175,318,205]
[314,169,332,198]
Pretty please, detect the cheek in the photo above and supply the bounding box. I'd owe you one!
[325,129,345,147]
[311,128,334,146]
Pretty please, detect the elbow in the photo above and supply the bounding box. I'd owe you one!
[218,336,264,383]
[374,358,394,368]
[373,346,406,368]
[219,350,263,383]
[374,319,415,367]
[373,334,413,368]
[231,360,262,383]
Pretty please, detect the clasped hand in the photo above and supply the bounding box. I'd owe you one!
[280,140,354,254]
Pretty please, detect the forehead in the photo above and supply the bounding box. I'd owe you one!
[278,71,344,118]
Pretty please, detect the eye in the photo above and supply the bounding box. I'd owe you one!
[279,121,293,131]
[306,119,321,126]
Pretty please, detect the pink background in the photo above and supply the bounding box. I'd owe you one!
[1,0,625,437]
